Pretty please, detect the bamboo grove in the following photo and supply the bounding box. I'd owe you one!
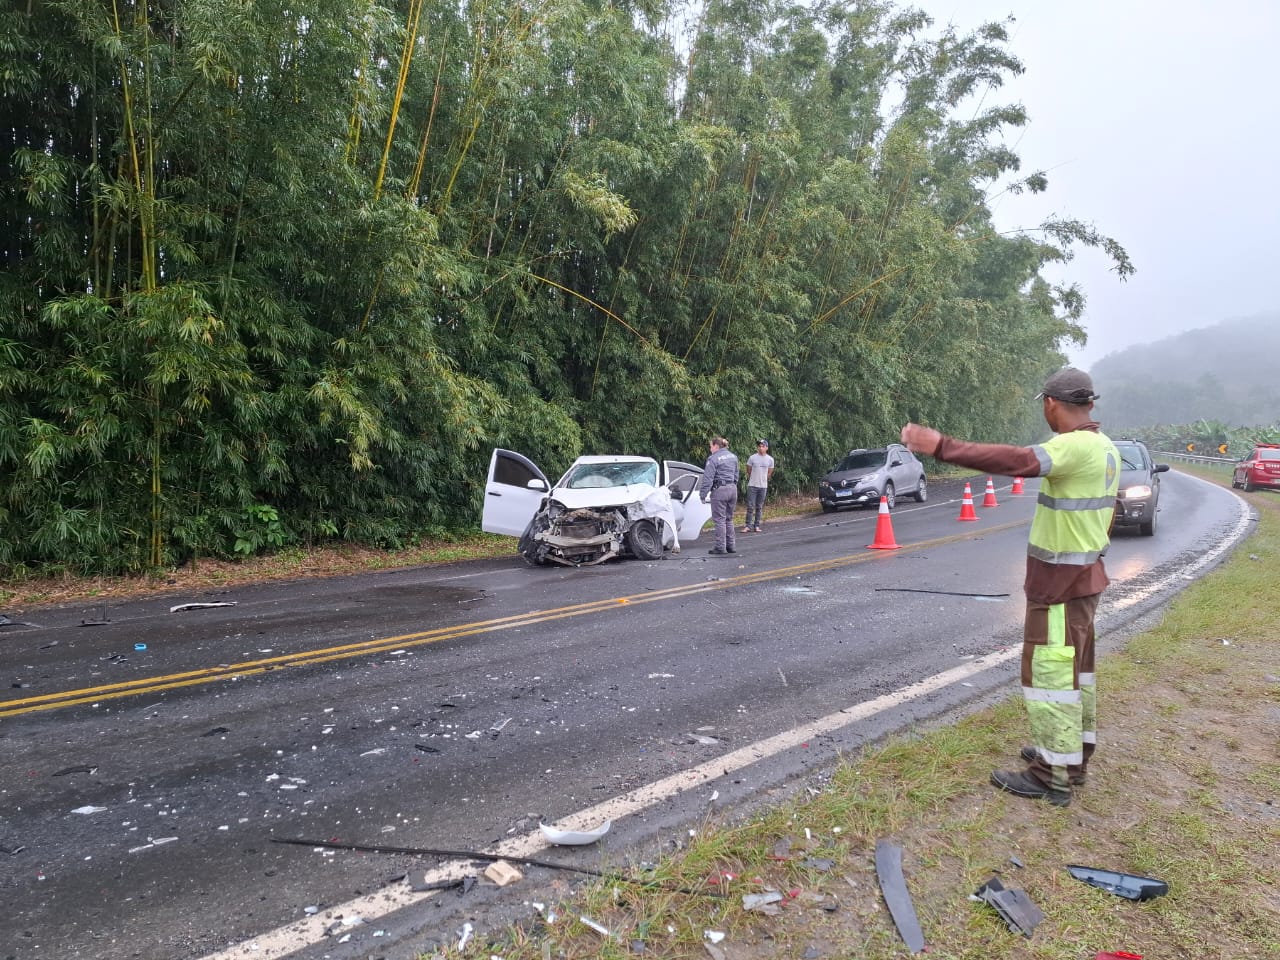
[1,0,1132,573]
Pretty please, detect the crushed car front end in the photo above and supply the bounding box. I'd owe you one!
[518,500,635,566]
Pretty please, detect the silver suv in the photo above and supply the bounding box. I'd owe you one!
[818,443,927,512]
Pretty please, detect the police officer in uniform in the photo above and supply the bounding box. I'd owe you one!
[698,436,739,555]
[900,369,1119,807]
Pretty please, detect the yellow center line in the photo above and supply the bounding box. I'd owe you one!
[0,519,1028,719]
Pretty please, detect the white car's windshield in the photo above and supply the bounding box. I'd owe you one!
[563,461,658,489]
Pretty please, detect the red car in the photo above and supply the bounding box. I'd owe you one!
[1232,443,1280,491]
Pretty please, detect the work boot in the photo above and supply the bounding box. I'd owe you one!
[1019,746,1087,785]
[990,769,1071,807]
[708,547,727,555]
[726,546,737,553]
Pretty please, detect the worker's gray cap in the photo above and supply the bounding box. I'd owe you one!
[1035,368,1099,404]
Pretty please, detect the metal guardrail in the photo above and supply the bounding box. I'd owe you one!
[1153,451,1235,470]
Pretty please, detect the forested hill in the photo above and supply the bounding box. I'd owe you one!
[3,0,1129,574]
[1089,314,1280,430]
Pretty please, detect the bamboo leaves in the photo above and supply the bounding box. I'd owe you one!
[2,0,1132,573]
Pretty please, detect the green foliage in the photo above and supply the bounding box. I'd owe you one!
[2,0,1130,573]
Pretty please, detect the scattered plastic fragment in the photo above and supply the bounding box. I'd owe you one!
[1095,953,1143,959]
[580,916,611,936]
[170,601,237,612]
[1067,865,1169,901]
[1,841,26,855]
[409,873,469,893]
[53,764,97,777]
[539,820,611,846]
[742,891,784,912]
[1008,854,1025,869]
[72,805,107,815]
[304,906,319,915]
[457,922,473,949]
[414,743,441,753]
[800,857,834,872]
[690,734,720,745]
[360,748,387,756]
[134,643,147,651]
[532,902,558,924]
[874,839,925,953]
[704,931,725,944]
[973,876,1044,937]
[325,916,366,942]
[490,717,513,732]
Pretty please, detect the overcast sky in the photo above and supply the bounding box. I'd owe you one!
[921,0,1280,369]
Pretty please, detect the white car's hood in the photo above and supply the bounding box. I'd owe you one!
[548,483,658,510]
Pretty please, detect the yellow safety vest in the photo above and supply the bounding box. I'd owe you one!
[1027,430,1119,565]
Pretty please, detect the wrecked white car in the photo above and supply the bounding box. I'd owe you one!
[482,449,713,566]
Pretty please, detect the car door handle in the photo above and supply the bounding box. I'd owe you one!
[487,491,502,497]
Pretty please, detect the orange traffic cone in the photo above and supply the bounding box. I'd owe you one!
[957,482,979,521]
[867,496,901,549]
[982,476,999,507]
[1011,476,1025,495]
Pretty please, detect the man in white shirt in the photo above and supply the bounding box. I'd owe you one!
[743,439,775,532]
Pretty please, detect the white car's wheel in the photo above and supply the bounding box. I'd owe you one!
[626,519,663,560]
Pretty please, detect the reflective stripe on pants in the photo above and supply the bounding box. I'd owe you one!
[1021,593,1099,792]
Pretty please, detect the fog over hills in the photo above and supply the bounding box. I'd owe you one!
[1086,314,1280,430]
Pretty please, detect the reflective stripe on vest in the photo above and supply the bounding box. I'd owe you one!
[1027,430,1119,565]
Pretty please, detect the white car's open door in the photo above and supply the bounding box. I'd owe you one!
[664,460,713,541]
[482,449,549,537]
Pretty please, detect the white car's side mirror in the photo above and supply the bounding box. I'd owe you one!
[527,478,547,491]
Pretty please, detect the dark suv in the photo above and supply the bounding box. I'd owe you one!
[1112,438,1170,536]
[1232,443,1280,492]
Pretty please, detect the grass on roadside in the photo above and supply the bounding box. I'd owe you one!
[432,477,1280,960]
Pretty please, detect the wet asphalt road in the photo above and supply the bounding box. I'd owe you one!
[0,471,1252,960]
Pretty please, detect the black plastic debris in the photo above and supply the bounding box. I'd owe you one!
[52,765,98,777]
[202,727,231,737]
[1067,864,1169,901]
[414,743,440,753]
[973,876,1044,937]
[1,841,26,855]
[875,839,925,953]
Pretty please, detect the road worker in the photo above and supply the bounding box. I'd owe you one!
[900,368,1120,806]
